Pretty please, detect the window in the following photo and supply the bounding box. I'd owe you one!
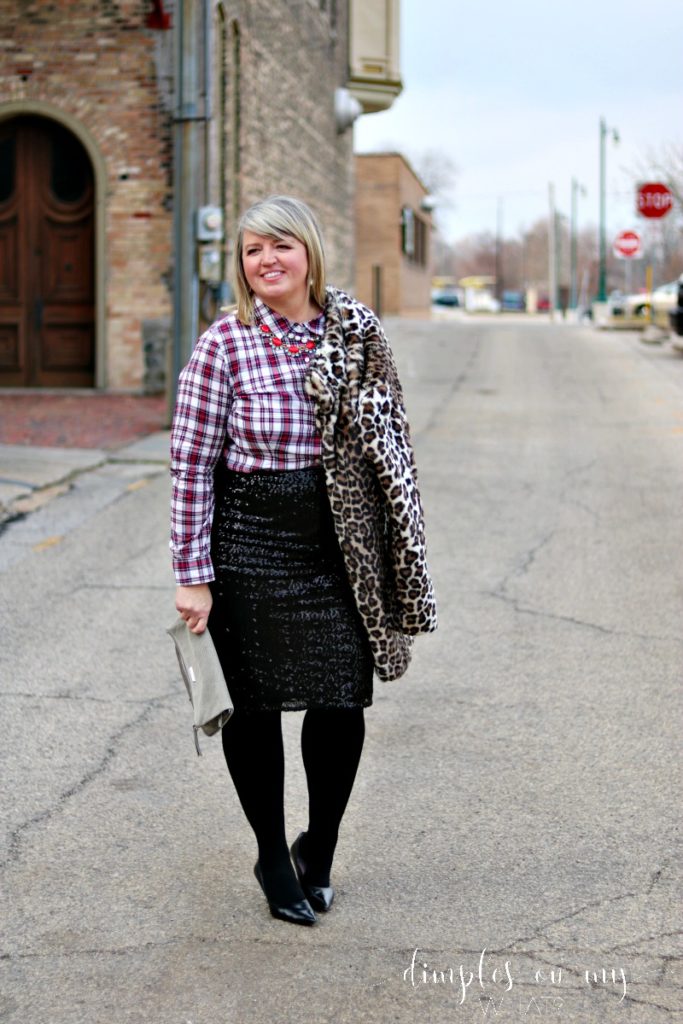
[401,206,415,258]
[401,206,429,267]
[50,125,91,204]
[0,135,15,203]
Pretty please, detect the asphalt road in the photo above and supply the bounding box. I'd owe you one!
[1,316,681,1024]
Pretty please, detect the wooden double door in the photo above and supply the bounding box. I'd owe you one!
[0,116,95,387]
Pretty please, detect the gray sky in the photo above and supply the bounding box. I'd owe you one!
[354,0,683,245]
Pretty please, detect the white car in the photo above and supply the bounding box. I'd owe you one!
[610,281,679,327]
[651,280,679,328]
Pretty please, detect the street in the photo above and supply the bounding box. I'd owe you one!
[1,316,681,1024]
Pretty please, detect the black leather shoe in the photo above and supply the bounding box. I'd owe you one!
[253,862,316,926]
[290,832,335,913]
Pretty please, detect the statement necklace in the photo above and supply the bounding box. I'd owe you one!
[258,322,321,362]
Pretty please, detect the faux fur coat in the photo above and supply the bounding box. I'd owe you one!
[305,286,437,681]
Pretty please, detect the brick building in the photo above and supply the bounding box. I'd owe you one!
[0,1,401,393]
[355,153,433,317]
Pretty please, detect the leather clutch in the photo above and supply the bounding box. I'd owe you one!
[167,617,233,755]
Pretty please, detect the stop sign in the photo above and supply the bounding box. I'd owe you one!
[613,229,642,259]
[637,182,673,218]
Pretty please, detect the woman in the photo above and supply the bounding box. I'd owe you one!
[170,195,436,926]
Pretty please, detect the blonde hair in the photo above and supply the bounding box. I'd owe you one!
[232,195,327,323]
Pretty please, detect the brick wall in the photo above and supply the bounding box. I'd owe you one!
[355,155,402,314]
[218,0,354,291]
[0,0,174,390]
[0,1,354,391]
[355,153,432,315]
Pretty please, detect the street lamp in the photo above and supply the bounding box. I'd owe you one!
[570,178,587,310]
[598,117,619,302]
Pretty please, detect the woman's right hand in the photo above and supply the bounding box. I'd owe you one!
[175,584,213,635]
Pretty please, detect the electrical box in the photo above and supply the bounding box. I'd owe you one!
[196,205,223,242]
[198,246,221,284]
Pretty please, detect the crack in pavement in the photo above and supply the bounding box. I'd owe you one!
[69,583,170,593]
[0,458,164,542]
[484,588,683,645]
[416,336,482,440]
[561,457,600,481]
[515,947,675,984]
[0,938,486,964]
[0,701,163,870]
[1,689,178,706]
[619,992,679,1013]
[2,937,679,1017]
[557,491,602,525]
[481,527,678,642]
[495,530,557,598]
[605,930,683,955]
[492,865,673,962]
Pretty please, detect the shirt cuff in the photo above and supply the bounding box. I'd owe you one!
[173,558,216,587]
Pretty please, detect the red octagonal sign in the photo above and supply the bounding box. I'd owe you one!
[614,229,642,259]
[637,182,673,218]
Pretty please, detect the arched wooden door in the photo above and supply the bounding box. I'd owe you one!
[0,116,95,387]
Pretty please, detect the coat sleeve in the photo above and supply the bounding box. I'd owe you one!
[357,319,437,635]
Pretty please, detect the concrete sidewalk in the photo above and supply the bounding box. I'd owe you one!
[0,431,171,522]
[0,390,171,522]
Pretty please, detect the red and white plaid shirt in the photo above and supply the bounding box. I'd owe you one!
[170,299,325,585]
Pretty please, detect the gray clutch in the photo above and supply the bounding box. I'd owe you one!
[167,617,233,755]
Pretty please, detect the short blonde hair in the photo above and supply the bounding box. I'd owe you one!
[232,195,327,323]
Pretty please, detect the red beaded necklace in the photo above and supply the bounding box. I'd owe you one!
[258,322,321,361]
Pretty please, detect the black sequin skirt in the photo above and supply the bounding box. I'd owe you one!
[208,466,374,712]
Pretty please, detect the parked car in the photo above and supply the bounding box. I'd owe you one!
[607,290,627,316]
[608,289,649,318]
[609,281,678,325]
[651,279,679,328]
[669,274,683,336]
[466,291,500,313]
[432,287,460,307]
[501,289,525,311]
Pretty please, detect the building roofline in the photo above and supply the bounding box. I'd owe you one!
[354,151,429,195]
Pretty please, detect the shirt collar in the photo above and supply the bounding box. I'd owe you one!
[253,297,325,338]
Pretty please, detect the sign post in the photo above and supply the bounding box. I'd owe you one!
[637,182,673,322]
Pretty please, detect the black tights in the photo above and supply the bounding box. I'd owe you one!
[221,707,365,904]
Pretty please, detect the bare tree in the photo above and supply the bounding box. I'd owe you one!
[626,142,683,282]
[407,148,459,208]
[635,141,683,211]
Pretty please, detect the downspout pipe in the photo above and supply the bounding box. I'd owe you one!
[170,0,201,417]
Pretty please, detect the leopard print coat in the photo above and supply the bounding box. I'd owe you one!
[305,286,437,681]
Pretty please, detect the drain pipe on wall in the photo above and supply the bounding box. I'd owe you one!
[202,0,212,199]
[169,0,202,419]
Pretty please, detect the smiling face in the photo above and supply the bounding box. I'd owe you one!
[241,230,311,319]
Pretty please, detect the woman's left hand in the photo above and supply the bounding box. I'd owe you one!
[175,583,213,634]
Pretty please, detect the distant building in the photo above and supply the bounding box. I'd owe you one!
[354,153,432,317]
[0,0,401,392]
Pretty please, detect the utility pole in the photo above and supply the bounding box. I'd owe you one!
[598,117,619,302]
[494,196,504,306]
[548,183,557,322]
[570,178,586,310]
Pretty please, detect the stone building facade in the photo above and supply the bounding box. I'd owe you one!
[355,153,433,316]
[0,1,396,392]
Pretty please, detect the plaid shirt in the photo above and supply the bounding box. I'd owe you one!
[170,299,325,585]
